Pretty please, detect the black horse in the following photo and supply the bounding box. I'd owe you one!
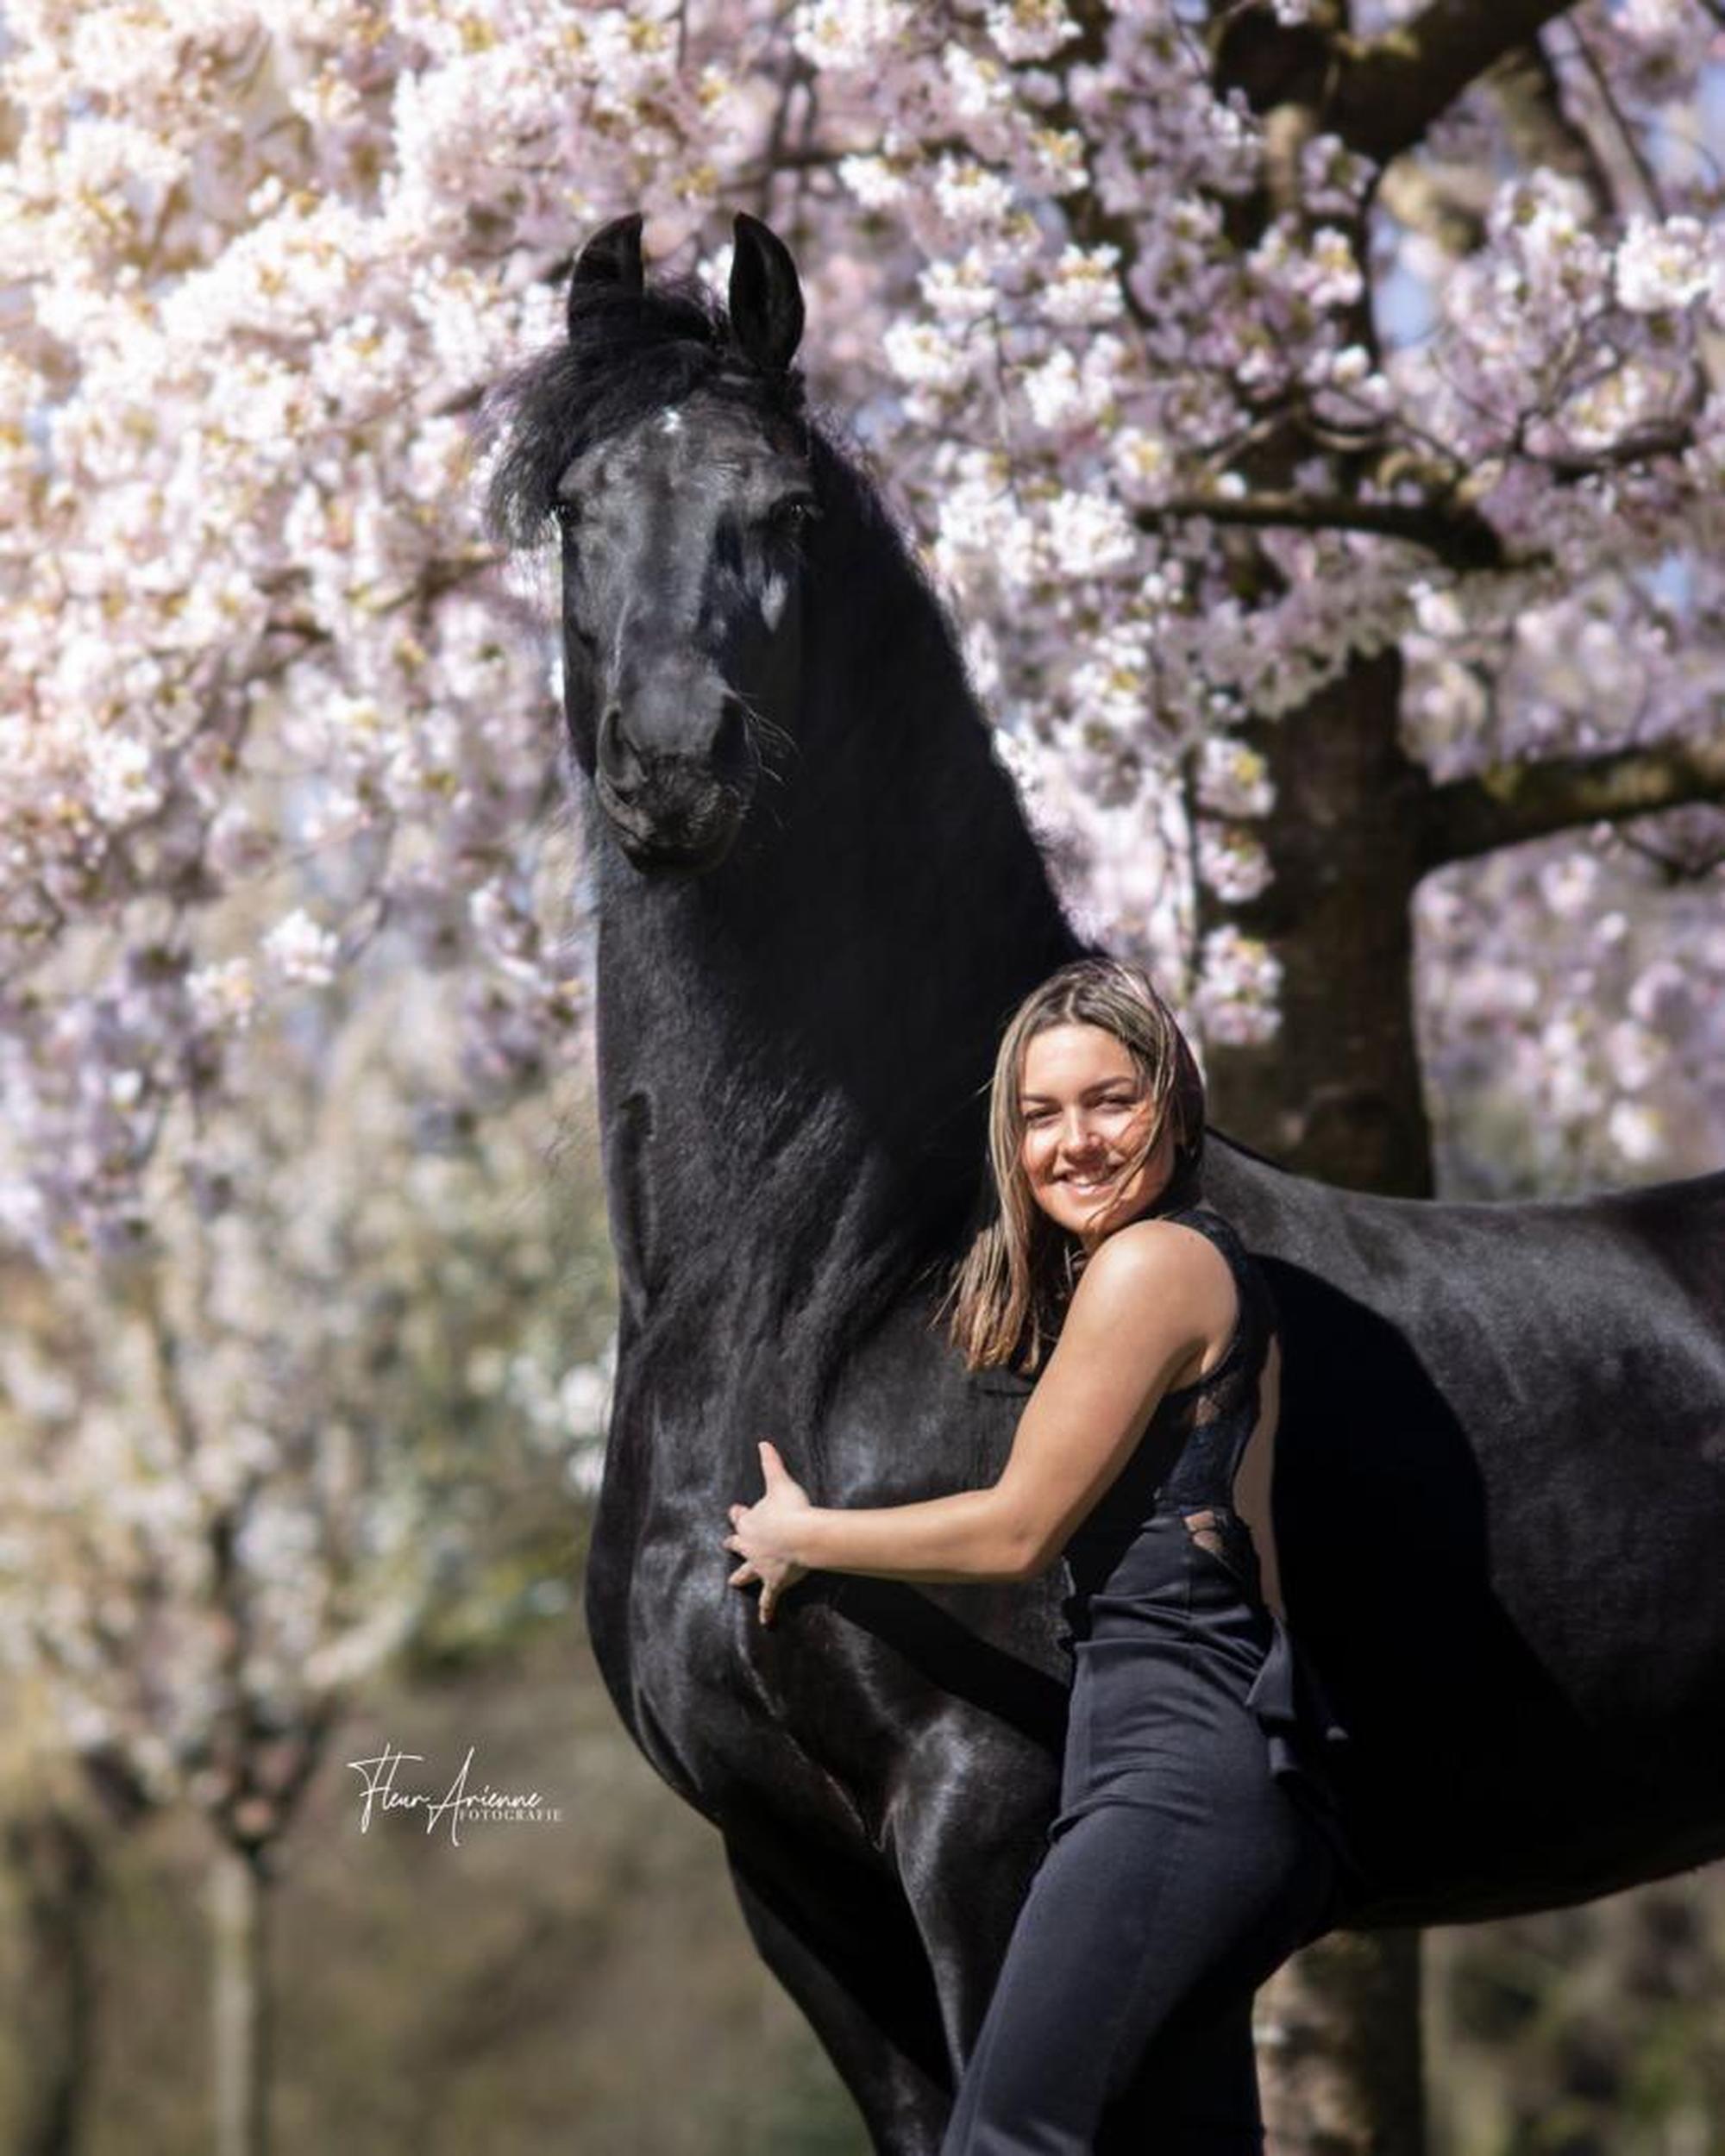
[487,210,1725,2152]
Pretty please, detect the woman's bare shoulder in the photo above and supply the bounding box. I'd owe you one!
[1073,1214,1236,1316]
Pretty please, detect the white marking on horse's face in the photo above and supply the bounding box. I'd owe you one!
[761,573,787,630]
[657,407,684,436]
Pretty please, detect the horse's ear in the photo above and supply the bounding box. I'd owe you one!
[570,213,644,330]
[728,211,805,377]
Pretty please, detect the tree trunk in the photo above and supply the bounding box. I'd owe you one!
[1202,646,1434,2153]
[210,1839,271,2156]
[1256,1930,1427,2156]
[3,1805,100,2156]
[1203,648,1433,1200]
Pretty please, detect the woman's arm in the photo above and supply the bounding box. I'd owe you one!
[724,1219,1235,1615]
[760,1460,1044,1587]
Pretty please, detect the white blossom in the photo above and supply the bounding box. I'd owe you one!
[1038,244,1125,327]
[1607,1100,1663,1163]
[984,0,1081,63]
[792,0,914,70]
[186,959,259,1034]
[262,910,340,987]
[1196,737,1274,818]
[883,318,974,391]
[1615,216,1716,315]
[1044,488,1138,577]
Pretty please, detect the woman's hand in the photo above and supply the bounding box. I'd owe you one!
[724,1440,813,1626]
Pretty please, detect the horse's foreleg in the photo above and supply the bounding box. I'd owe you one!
[891,1769,1054,2090]
[723,1829,954,2155]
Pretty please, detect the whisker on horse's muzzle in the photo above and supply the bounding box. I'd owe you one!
[593,749,755,874]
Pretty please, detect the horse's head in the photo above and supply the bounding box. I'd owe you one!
[492,211,818,874]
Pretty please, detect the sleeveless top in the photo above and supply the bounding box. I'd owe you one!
[1053,1198,1358,1877]
[1062,1199,1281,1606]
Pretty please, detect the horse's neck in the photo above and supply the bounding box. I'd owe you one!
[594,468,1077,1304]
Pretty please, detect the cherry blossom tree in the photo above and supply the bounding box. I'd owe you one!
[5,0,1722,2147]
[0,974,610,2155]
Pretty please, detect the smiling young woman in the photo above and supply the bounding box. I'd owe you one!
[724,955,1354,2153]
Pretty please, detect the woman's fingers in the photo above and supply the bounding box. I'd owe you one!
[724,1524,806,1623]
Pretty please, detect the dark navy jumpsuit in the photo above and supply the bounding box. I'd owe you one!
[940,1200,1358,2155]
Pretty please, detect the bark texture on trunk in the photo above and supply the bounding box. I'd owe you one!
[1257,1929,1428,2156]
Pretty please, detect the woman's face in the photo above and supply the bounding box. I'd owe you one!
[1017,1022,1176,1251]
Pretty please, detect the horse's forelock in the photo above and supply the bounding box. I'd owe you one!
[483,269,807,549]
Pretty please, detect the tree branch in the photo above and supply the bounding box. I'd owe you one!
[1326,0,1582,165]
[1537,417,1697,482]
[1215,0,1588,172]
[1614,821,1725,884]
[1484,36,1613,216]
[1421,736,1725,868]
[1563,18,1665,216]
[1138,491,1506,570]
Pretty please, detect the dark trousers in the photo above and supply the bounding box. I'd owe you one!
[939,1726,1339,2153]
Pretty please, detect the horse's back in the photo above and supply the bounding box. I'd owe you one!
[1208,1148,1725,1919]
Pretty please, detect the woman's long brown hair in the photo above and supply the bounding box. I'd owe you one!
[940,957,1206,1374]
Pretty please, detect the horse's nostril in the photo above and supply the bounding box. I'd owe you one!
[598,705,643,786]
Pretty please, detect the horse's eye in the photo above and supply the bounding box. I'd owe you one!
[768,496,819,532]
[551,498,581,535]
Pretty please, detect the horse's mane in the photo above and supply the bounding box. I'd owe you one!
[484,273,810,548]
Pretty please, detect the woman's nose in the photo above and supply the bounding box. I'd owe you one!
[1058,1112,1103,1156]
